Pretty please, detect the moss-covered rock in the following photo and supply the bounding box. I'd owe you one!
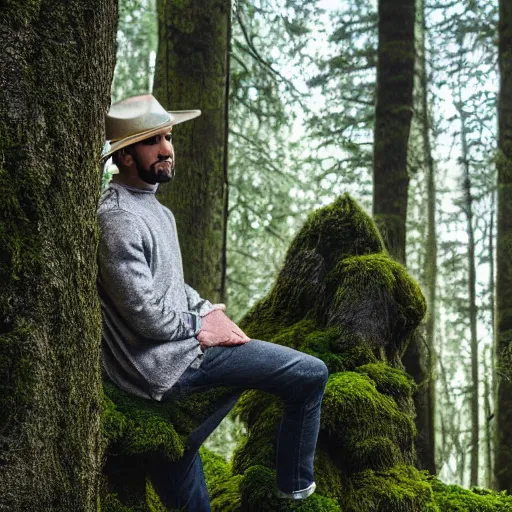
[341,465,437,512]
[215,194,430,511]
[430,478,512,511]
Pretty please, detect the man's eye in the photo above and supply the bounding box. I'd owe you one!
[140,135,159,145]
[165,134,172,142]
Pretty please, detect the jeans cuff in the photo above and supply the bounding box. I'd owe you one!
[276,481,316,500]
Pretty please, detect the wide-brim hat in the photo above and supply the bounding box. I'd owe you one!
[100,94,201,161]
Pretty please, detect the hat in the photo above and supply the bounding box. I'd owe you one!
[100,94,201,161]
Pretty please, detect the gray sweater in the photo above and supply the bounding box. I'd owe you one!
[97,182,212,401]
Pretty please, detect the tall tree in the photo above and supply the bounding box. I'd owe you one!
[0,1,117,510]
[495,0,512,492]
[458,93,480,485]
[372,0,422,472]
[372,0,415,264]
[404,0,437,474]
[153,0,231,303]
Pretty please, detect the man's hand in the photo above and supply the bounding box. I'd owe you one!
[197,309,251,349]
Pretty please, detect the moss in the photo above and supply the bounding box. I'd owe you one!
[430,478,512,511]
[302,327,378,372]
[270,318,318,350]
[145,479,168,512]
[239,465,341,511]
[100,492,135,512]
[234,390,279,429]
[210,474,243,512]
[314,449,344,502]
[328,254,426,361]
[342,465,436,512]
[355,363,416,400]
[200,447,231,493]
[289,194,386,266]
[231,400,282,474]
[321,372,415,470]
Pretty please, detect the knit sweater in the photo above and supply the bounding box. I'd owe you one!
[97,181,212,401]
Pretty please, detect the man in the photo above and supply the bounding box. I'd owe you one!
[98,94,328,510]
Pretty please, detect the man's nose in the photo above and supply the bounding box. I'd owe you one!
[160,137,173,157]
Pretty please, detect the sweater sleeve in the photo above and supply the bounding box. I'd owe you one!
[98,209,200,341]
[184,284,215,317]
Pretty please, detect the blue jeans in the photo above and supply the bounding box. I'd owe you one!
[148,339,329,511]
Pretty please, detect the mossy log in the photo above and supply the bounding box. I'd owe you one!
[100,194,512,511]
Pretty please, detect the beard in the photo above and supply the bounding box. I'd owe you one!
[134,155,175,185]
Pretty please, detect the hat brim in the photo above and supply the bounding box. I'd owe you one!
[100,109,201,162]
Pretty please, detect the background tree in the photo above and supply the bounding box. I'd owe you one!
[372,0,415,264]
[404,0,437,474]
[495,0,512,492]
[153,0,231,302]
[0,1,117,510]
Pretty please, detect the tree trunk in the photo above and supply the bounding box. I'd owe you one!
[372,0,415,265]
[457,84,480,487]
[153,0,230,303]
[414,0,436,474]
[495,0,512,492]
[0,2,117,511]
[484,349,494,488]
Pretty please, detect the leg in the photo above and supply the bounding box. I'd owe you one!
[149,388,241,510]
[175,340,329,497]
[149,450,210,511]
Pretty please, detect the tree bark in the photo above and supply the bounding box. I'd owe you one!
[413,0,437,474]
[457,81,480,487]
[372,0,415,265]
[0,2,117,511]
[495,0,512,492]
[153,0,230,303]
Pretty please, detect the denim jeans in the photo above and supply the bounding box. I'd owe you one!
[148,339,329,511]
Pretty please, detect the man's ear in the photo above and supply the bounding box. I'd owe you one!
[119,148,134,166]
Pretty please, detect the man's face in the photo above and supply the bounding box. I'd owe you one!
[131,129,175,185]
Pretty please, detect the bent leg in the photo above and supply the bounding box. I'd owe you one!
[176,340,329,496]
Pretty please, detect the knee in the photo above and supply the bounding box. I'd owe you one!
[300,355,329,389]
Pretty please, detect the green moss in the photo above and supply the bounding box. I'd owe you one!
[342,465,437,512]
[200,447,231,493]
[210,474,243,512]
[270,318,318,350]
[350,437,402,472]
[321,372,415,470]
[355,363,416,400]
[234,390,279,428]
[314,449,344,502]
[240,465,341,511]
[328,254,426,361]
[431,478,512,511]
[145,479,168,512]
[302,327,378,372]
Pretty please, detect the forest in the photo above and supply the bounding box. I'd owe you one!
[1,0,512,510]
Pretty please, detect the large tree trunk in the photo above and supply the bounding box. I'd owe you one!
[373,0,432,474]
[153,0,230,303]
[495,0,512,492]
[372,0,415,265]
[0,2,117,511]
